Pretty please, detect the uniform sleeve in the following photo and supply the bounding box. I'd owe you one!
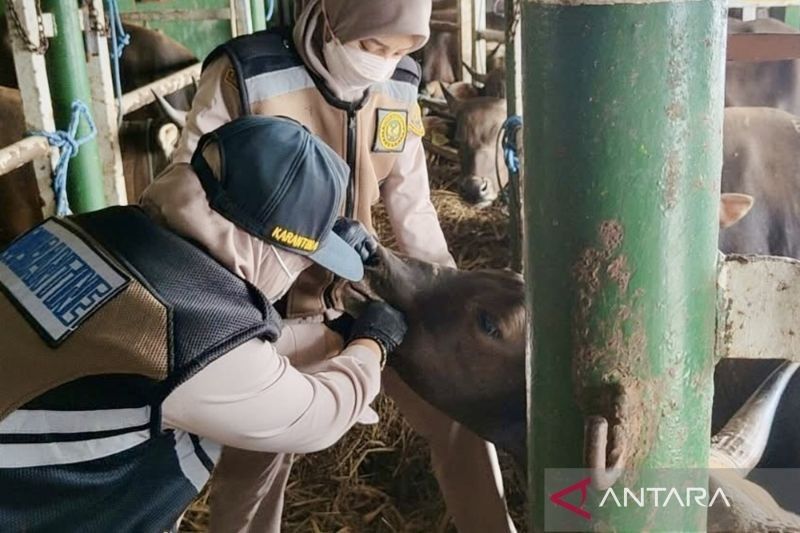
[380,134,456,267]
[161,338,382,454]
[171,55,242,164]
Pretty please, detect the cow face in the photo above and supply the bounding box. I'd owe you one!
[341,246,527,455]
[442,85,507,208]
[394,266,527,454]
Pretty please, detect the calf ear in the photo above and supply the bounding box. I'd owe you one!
[157,123,180,160]
[719,193,755,228]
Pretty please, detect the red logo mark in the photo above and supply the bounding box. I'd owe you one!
[550,477,592,520]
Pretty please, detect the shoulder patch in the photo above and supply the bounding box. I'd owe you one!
[373,109,408,153]
[408,101,425,137]
[224,67,239,90]
[0,220,129,346]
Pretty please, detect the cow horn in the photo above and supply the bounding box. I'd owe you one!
[151,90,188,129]
[709,360,799,473]
[461,62,487,85]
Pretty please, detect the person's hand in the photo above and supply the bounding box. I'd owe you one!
[348,302,407,367]
[325,313,354,339]
[333,218,377,264]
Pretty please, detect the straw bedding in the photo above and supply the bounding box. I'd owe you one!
[180,158,527,532]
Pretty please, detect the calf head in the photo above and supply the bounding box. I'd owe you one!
[118,119,180,201]
[341,246,528,458]
[442,86,508,207]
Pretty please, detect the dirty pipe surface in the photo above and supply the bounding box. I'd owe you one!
[522,0,726,530]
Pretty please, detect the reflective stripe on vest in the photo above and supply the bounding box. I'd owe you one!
[0,407,150,434]
[174,430,221,491]
[0,430,150,468]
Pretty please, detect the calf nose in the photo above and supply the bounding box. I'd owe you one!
[461,176,497,207]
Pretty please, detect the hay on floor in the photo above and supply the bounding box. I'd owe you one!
[180,156,526,532]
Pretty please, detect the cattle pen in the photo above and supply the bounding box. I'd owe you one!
[3,0,800,531]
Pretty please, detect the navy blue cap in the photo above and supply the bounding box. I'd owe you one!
[190,116,363,281]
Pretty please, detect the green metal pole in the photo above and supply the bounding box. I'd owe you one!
[785,7,800,30]
[42,0,105,213]
[251,0,266,32]
[505,0,523,272]
[523,0,725,530]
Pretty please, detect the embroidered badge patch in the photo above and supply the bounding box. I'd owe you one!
[0,220,129,346]
[373,109,408,153]
[408,102,425,137]
[224,67,239,89]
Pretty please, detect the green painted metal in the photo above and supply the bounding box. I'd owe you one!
[116,0,233,59]
[785,7,800,30]
[523,0,725,530]
[42,0,106,213]
[251,0,266,31]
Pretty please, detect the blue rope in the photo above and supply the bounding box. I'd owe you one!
[266,0,275,22]
[28,101,98,217]
[501,115,523,175]
[105,0,130,124]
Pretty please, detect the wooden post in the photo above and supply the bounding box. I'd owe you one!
[458,0,473,82]
[84,0,126,206]
[6,0,58,217]
[230,0,253,36]
[473,0,487,75]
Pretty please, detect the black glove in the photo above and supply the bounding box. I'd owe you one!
[333,218,378,264]
[325,313,355,339]
[349,301,407,363]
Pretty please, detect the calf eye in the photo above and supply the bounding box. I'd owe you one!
[478,310,501,339]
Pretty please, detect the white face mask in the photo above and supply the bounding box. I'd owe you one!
[261,245,311,303]
[322,38,400,97]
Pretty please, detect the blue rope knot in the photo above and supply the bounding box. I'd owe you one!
[106,0,130,58]
[501,115,523,175]
[28,100,98,217]
[105,0,130,123]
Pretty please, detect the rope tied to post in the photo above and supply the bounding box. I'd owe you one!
[494,114,522,205]
[28,101,98,217]
[104,0,130,123]
[502,114,522,175]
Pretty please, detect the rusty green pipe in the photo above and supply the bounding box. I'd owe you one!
[523,1,725,530]
[43,0,106,213]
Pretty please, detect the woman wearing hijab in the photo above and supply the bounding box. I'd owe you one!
[149,1,516,531]
[0,117,406,531]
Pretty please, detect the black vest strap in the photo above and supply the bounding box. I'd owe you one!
[203,28,303,115]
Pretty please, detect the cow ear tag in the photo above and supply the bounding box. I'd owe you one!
[373,109,408,153]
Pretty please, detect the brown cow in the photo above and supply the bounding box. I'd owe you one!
[726,17,800,114]
[340,221,800,527]
[441,85,507,207]
[719,106,800,257]
[0,18,196,118]
[0,86,42,245]
[421,4,505,88]
[0,87,178,246]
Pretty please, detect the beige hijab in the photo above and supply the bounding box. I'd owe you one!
[293,0,431,99]
[140,145,311,303]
